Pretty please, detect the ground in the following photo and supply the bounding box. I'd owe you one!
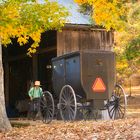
[0,119,140,140]
[126,86,140,118]
[0,86,139,140]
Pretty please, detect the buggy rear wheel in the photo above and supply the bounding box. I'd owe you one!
[40,91,54,123]
[59,85,77,121]
[108,84,127,119]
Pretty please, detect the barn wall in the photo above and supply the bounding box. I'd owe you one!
[57,29,114,56]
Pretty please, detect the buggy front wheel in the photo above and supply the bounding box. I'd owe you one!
[59,85,77,121]
[40,91,54,123]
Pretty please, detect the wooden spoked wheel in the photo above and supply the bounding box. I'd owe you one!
[59,85,77,121]
[108,84,127,119]
[40,91,54,123]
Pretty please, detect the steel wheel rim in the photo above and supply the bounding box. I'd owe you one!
[108,84,127,119]
[40,91,54,123]
[59,85,77,121]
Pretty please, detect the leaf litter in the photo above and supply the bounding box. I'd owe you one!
[0,118,139,140]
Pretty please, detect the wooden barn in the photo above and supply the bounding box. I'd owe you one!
[3,0,114,117]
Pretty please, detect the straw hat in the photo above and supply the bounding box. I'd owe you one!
[34,81,41,86]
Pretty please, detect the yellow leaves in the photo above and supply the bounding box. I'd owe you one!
[93,0,125,30]
[17,36,29,46]
[1,3,19,20]
[26,31,41,56]
[0,0,68,56]
[0,25,28,45]
[75,0,93,5]
[27,48,37,57]
[0,25,14,45]
[75,0,127,31]
[30,31,41,43]
[17,26,29,35]
[74,0,87,4]
[26,31,42,56]
[116,60,128,71]
[0,22,41,56]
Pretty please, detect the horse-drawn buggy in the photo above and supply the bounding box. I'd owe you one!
[39,50,127,123]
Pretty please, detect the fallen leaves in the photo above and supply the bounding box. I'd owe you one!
[0,118,140,140]
[0,118,139,140]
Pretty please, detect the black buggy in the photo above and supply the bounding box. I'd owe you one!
[40,51,127,123]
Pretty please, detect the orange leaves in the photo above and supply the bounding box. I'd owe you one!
[75,0,87,4]
[0,118,139,140]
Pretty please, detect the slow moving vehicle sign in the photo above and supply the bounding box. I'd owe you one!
[92,77,106,93]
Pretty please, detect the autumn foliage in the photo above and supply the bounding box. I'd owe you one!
[75,0,127,31]
[0,0,68,55]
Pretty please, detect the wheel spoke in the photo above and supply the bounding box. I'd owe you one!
[63,108,68,119]
[119,105,125,110]
[109,106,115,113]
[115,108,120,119]
[61,105,67,110]
[111,107,116,118]
[69,107,75,115]
[116,108,121,118]
[69,94,74,101]
[61,96,67,103]
[118,106,124,116]
[40,100,46,106]
[60,102,66,105]
[69,109,74,120]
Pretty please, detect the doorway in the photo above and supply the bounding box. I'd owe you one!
[38,50,57,92]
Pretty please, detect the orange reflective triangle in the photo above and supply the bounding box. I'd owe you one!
[92,77,106,92]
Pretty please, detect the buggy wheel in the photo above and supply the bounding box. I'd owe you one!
[108,84,127,119]
[59,85,77,121]
[40,91,54,123]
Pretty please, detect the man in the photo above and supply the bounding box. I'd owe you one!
[28,80,43,120]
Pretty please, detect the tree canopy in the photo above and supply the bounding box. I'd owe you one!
[75,0,127,31]
[0,0,68,55]
[114,2,140,80]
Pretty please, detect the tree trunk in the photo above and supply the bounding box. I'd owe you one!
[0,40,12,132]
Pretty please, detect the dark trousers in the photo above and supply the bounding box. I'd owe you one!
[28,98,41,120]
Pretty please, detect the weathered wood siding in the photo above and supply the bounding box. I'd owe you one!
[57,29,114,56]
